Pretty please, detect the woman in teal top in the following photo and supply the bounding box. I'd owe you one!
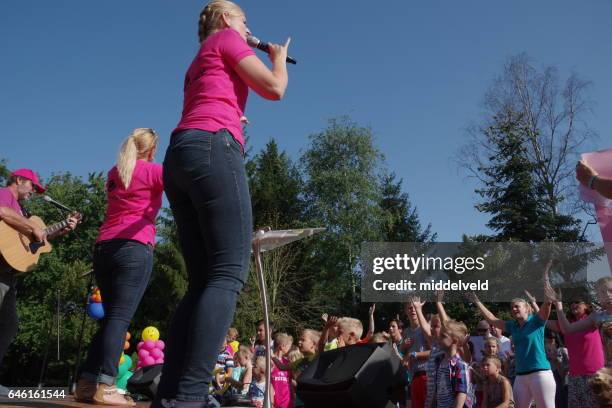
[469,289,556,408]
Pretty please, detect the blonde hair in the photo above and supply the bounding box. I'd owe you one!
[510,298,533,316]
[236,345,253,361]
[485,337,500,348]
[274,332,293,348]
[254,356,266,372]
[198,0,244,43]
[287,347,303,363]
[302,329,321,345]
[443,319,469,344]
[337,317,364,339]
[370,332,387,343]
[483,356,502,369]
[116,128,158,189]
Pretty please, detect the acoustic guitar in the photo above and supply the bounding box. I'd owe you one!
[0,212,81,273]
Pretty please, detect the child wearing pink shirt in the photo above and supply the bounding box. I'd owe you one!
[271,333,293,408]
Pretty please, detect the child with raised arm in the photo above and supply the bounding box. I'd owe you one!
[402,300,430,408]
[319,313,339,351]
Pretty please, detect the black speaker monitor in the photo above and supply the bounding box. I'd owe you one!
[297,342,405,408]
[127,363,163,400]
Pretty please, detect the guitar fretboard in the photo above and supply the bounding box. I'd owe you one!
[44,219,70,236]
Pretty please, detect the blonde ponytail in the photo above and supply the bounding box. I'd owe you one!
[116,128,158,189]
[198,0,244,43]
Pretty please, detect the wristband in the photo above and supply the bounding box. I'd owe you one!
[410,351,417,359]
[588,175,598,189]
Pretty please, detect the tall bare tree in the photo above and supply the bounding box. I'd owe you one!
[460,53,597,239]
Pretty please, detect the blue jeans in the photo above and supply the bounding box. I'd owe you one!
[81,239,153,385]
[155,129,252,403]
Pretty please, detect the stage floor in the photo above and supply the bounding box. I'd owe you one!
[0,396,151,407]
[0,397,250,408]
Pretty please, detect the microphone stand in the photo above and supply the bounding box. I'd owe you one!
[70,270,94,394]
[251,227,324,408]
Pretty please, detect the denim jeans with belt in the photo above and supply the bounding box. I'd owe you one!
[155,129,252,403]
[81,239,153,385]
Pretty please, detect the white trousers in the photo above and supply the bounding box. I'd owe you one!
[513,370,556,408]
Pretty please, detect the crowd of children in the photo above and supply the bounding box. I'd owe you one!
[209,275,612,408]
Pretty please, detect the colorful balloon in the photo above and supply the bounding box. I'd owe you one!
[151,348,163,359]
[87,302,104,320]
[143,340,156,351]
[155,340,165,350]
[141,326,160,342]
[138,349,150,361]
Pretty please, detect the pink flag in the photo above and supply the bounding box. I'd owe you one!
[580,149,612,271]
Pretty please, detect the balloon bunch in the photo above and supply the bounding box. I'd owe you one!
[136,326,165,369]
[116,332,133,390]
[86,286,104,320]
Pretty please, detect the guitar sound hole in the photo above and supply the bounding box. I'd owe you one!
[29,241,45,253]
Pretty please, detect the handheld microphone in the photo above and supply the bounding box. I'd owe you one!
[43,195,73,213]
[247,36,297,65]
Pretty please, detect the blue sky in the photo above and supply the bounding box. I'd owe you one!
[1,1,611,241]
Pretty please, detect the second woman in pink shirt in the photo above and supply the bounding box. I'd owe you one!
[75,128,163,406]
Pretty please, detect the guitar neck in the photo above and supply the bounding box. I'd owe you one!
[44,219,70,237]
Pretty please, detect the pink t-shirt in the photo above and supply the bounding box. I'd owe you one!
[96,160,163,245]
[174,28,255,146]
[564,315,605,376]
[0,187,23,214]
[271,357,292,408]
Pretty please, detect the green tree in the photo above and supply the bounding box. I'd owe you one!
[474,109,545,242]
[460,54,590,242]
[247,139,304,229]
[379,172,436,243]
[300,117,385,314]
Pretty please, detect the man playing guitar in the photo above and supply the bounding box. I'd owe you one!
[0,168,79,396]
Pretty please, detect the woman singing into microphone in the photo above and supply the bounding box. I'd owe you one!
[76,128,163,406]
[152,1,290,407]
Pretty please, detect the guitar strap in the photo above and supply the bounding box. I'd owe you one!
[21,206,31,218]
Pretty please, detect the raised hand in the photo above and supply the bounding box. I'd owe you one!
[369,304,376,316]
[466,292,480,304]
[408,296,425,309]
[326,315,339,329]
[524,289,537,304]
[576,160,598,186]
[542,260,559,303]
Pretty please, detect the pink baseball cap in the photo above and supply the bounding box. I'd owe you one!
[11,168,45,193]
